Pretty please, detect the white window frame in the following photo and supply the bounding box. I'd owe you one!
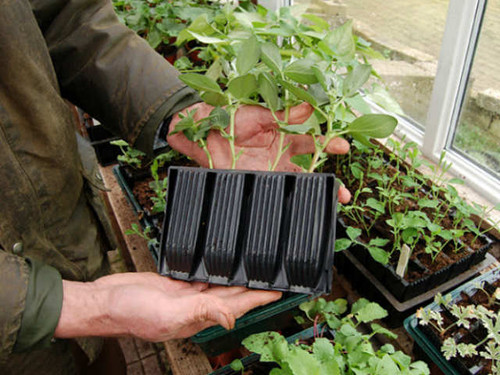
[278,0,499,205]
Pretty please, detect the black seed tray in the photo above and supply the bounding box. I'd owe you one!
[158,167,340,294]
[87,125,121,166]
[336,217,495,302]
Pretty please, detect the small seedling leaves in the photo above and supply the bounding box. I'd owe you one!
[284,59,318,84]
[418,198,439,209]
[343,64,372,97]
[242,331,288,362]
[228,74,258,100]
[409,361,430,374]
[365,198,385,214]
[300,298,326,320]
[201,92,228,107]
[368,237,390,247]
[346,114,397,138]
[258,72,279,112]
[110,139,129,147]
[279,79,318,107]
[291,154,312,170]
[147,27,162,49]
[180,73,221,94]
[355,302,388,323]
[371,323,398,340]
[448,177,464,185]
[335,238,352,252]
[346,226,362,241]
[230,359,244,371]
[380,344,395,354]
[236,36,261,75]
[261,42,282,73]
[368,246,390,265]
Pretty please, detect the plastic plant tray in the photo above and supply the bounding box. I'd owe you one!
[158,167,340,294]
[87,125,121,166]
[404,267,500,375]
[191,292,314,357]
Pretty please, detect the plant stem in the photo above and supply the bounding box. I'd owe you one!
[200,140,214,169]
[229,105,237,169]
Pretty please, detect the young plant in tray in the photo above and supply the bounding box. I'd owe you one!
[235,297,429,374]
[334,137,499,282]
[417,287,500,375]
[110,139,146,169]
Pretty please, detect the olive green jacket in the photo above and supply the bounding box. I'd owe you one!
[0,0,197,366]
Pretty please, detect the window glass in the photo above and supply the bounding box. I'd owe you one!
[293,0,449,128]
[451,2,500,178]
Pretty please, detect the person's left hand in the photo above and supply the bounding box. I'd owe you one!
[167,102,351,203]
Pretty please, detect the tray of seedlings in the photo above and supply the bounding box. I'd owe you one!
[405,267,500,375]
[331,138,499,322]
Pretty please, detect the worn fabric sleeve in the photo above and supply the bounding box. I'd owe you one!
[13,258,63,353]
[30,0,200,155]
[0,254,62,360]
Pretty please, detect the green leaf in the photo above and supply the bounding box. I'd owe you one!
[367,246,390,265]
[230,359,244,371]
[346,114,397,138]
[110,139,129,147]
[201,92,228,107]
[283,123,317,134]
[345,94,372,115]
[301,14,330,30]
[209,107,230,129]
[365,198,385,214]
[284,59,318,84]
[291,154,312,170]
[258,72,279,112]
[179,73,221,93]
[242,331,288,362]
[355,302,388,323]
[325,20,355,60]
[205,60,223,82]
[285,346,321,375]
[371,323,398,339]
[236,36,261,75]
[313,338,335,362]
[228,74,258,100]
[188,31,227,44]
[343,64,372,97]
[368,238,390,247]
[335,238,352,252]
[279,79,318,107]
[418,199,439,209]
[261,42,282,74]
[374,354,400,375]
[351,298,370,314]
[346,226,362,241]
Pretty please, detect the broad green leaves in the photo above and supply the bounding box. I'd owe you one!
[346,114,398,139]
[236,36,261,75]
[179,73,221,93]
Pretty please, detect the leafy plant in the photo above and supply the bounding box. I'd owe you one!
[417,290,500,374]
[237,298,429,374]
[110,139,146,169]
[125,222,158,247]
[148,150,179,213]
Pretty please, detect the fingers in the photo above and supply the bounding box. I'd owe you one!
[338,186,351,204]
[277,102,314,124]
[289,135,350,156]
[188,294,236,330]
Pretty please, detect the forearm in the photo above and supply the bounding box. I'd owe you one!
[54,280,118,339]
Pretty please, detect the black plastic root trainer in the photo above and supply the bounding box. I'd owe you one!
[158,167,340,294]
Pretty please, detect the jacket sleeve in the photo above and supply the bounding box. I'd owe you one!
[30,0,200,154]
[0,253,62,361]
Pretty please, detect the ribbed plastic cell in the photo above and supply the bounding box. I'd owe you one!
[158,167,340,294]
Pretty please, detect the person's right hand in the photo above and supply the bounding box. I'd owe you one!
[54,272,281,342]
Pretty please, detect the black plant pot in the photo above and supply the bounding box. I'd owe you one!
[158,167,340,294]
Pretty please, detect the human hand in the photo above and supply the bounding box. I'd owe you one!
[54,272,281,342]
[167,102,351,203]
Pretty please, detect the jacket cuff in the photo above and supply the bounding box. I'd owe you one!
[133,86,201,157]
[13,258,63,352]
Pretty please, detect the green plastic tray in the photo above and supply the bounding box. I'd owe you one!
[404,267,500,375]
[192,292,315,357]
